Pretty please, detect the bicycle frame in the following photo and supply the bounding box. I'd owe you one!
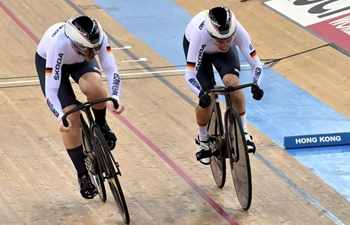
[205,83,256,210]
[62,98,131,223]
[206,83,257,158]
[62,97,121,178]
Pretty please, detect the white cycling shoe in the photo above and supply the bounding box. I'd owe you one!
[245,132,256,153]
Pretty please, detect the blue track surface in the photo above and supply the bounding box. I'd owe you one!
[93,0,350,202]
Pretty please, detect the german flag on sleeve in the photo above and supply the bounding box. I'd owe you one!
[45,68,52,76]
[107,46,112,54]
[186,62,195,70]
[250,50,258,59]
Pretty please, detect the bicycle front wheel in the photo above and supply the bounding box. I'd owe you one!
[81,117,106,202]
[208,106,226,188]
[93,127,130,224]
[225,107,252,210]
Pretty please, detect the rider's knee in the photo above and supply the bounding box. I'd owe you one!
[80,72,106,98]
[222,73,239,87]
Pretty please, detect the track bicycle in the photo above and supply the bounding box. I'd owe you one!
[62,97,130,224]
[199,82,258,210]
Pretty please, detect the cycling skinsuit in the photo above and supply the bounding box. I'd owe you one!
[183,10,263,96]
[35,22,121,120]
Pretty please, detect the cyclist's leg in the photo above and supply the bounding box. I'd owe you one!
[69,59,117,150]
[183,36,215,165]
[62,106,97,199]
[60,71,99,199]
[35,54,97,198]
[212,47,256,152]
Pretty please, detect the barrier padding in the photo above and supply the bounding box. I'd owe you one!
[284,132,350,149]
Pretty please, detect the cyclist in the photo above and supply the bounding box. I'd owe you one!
[183,6,264,165]
[35,15,124,199]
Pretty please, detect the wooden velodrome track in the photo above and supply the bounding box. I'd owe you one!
[0,0,349,224]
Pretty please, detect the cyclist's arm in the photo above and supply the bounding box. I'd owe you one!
[45,42,64,120]
[234,22,263,85]
[185,34,204,97]
[98,34,121,100]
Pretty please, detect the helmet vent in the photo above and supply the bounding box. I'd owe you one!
[73,16,100,44]
[209,7,231,35]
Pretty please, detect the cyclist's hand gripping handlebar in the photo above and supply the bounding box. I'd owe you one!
[60,118,72,132]
[251,84,264,100]
[198,90,211,108]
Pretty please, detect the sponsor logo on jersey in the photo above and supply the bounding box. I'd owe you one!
[186,62,195,70]
[188,78,202,91]
[112,73,120,96]
[52,23,65,37]
[199,21,205,30]
[196,45,206,71]
[46,98,59,118]
[253,67,262,83]
[54,53,63,80]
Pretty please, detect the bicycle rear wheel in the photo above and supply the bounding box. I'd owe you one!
[224,107,252,210]
[81,117,106,202]
[208,104,226,188]
[93,127,130,224]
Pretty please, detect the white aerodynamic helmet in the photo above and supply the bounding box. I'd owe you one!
[65,15,104,51]
[204,6,237,39]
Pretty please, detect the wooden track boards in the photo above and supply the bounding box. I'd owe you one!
[0,0,349,224]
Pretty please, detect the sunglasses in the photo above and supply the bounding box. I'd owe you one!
[71,40,102,53]
[211,36,233,45]
[210,28,236,40]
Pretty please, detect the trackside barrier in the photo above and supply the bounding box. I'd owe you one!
[284,132,350,149]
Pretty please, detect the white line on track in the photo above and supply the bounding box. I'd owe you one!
[0,80,39,85]
[111,46,131,50]
[121,58,147,62]
[0,63,260,86]
[0,69,184,85]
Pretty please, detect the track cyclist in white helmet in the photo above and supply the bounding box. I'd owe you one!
[35,15,124,199]
[182,6,264,165]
